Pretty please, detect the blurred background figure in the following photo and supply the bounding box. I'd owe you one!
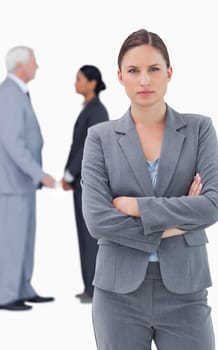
[0,46,56,311]
[62,65,109,303]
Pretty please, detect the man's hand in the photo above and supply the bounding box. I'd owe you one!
[41,174,56,188]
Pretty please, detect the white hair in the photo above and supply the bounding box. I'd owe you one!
[5,46,32,73]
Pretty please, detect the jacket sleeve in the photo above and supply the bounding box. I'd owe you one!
[81,127,162,253]
[137,117,218,234]
[0,94,44,185]
[65,141,86,181]
[65,107,109,181]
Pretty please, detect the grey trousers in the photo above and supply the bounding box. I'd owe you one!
[0,193,37,304]
[92,263,215,350]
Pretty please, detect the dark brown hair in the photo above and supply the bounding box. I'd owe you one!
[118,29,170,70]
[79,65,106,95]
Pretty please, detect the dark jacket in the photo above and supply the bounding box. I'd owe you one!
[65,96,109,185]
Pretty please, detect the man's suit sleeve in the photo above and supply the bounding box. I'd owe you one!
[81,127,162,253]
[0,96,44,185]
[137,117,218,234]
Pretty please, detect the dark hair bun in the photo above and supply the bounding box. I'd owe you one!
[80,65,106,94]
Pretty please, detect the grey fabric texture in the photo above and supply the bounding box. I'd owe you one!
[81,105,218,294]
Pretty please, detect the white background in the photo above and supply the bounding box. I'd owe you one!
[0,0,217,348]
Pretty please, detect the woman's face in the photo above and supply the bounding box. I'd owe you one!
[74,71,95,96]
[118,44,172,108]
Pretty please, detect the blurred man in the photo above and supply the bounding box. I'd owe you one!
[0,46,56,311]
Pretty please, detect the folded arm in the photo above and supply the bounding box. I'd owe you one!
[82,118,218,251]
[113,174,202,238]
[81,127,162,253]
[113,118,218,236]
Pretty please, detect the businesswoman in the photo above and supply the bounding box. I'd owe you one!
[62,65,109,303]
[81,29,218,349]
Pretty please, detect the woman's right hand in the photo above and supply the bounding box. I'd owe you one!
[161,173,202,239]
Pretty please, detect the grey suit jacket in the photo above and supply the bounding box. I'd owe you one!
[81,105,218,294]
[0,78,44,194]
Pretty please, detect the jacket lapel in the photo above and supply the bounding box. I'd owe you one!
[115,110,155,196]
[154,106,186,196]
[115,106,187,197]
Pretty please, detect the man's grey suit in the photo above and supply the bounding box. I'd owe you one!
[0,77,44,304]
[81,105,218,349]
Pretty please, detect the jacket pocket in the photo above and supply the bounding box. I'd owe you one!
[93,241,119,291]
[184,230,208,246]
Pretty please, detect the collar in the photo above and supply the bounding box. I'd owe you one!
[114,104,186,134]
[8,74,29,93]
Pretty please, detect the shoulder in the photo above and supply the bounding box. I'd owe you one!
[0,78,23,100]
[180,112,215,136]
[90,98,109,114]
[87,119,120,143]
[88,118,118,133]
[181,113,211,124]
[85,119,119,152]
[169,105,214,130]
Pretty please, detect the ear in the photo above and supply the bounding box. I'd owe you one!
[13,62,24,77]
[15,62,22,72]
[117,70,124,85]
[167,66,173,81]
[90,79,97,91]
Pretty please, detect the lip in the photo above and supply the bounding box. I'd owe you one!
[137,90,154,95]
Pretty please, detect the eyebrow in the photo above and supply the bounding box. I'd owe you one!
[126,63,161,68]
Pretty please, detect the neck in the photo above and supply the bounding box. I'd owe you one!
[131,102,166,126]
[84,92,96,103]
[11,71,28,84]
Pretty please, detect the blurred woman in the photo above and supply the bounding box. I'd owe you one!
[62,65,109,303]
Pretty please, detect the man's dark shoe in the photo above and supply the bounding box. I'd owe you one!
[0,300,32,311]
[25,295,55,303]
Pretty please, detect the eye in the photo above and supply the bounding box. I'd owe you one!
[128,68,138,73]
[149,67,160,72]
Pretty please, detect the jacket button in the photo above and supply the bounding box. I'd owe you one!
[147,234,154,241]
[151,225,163,230]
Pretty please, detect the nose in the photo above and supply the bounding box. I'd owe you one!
[139,71,150,86]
